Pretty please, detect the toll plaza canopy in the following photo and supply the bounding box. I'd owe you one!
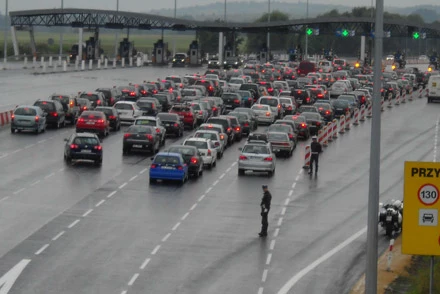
[9,8,440,38]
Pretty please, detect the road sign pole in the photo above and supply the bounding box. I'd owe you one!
[430,256,434,294]
[365,0,384,293]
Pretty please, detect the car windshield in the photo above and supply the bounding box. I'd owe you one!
[184,140,208,149]
[314,104,330,110]
[114,103,133,110]
[279,98,292,104]
[80,93,99,101]
[95,107,113,115]
[73,137,99,145]
[15,107,37,116]
[157,114,178,121]
[338,96,355,102]
[242,145,269,154]
[230,79,244,84]
[334,60,344,65]
[268,133,288,141]
[332,100,349,107]
[252,105,269,111]
[222,94,238,100]
[168,147,196,156]
[302,112,321,120]
[127,125,153,133]
[195,132,217,140]
[135,119,156,126]
[34,101,54,111]
[154,155,180,165]
[268,125,290,132]
[137,101,153,108]
[182,90,197,96]
[153,95,168,102]
[259,98,278,107]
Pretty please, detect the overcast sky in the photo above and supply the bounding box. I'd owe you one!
[4,0,440,12]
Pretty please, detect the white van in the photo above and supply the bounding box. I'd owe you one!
[427,75,440,103]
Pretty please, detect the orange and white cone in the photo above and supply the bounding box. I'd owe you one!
[367,103,373,118]
[418,87,423,99]
[360,105,366,122]
[353,108,360,125]
[339,115,345,133]
[332,119,338,139]
[327,122,333,142]
[387,94,393,108]
[345,113,351,130]
[381,97,385,112]
[303,145,311,169]
[395,93,400,105]
[403,90,408,103]
[322,126,328,147]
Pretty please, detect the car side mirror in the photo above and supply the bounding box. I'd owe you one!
[238,147,242,151]
[150,157,155,161]
[64,138,68,142]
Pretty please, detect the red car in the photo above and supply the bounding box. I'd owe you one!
[169,104,196,129]
[76,110,110,137]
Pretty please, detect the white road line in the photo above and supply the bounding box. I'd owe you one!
[95,199,105,207]
[291,183,296,189]
[58,168,65,172]
[119,182,128,189]
[107,191,117,198]
[298,169,304,175]
[24,144,34,149]
[35,244,49,255]
[82,209,93,217]
[277,218,283,227]
[0,153,8,159]
[151,245,161,255]
[129,175,138,181]
[295,175,300,181]
[44,172,55,179]
[10,148,23,154]
[231,162,237,167]
[190,203,197,211]
[181,212,190,221]
[273,228,280,238]
[262,269,268,282]
[61,130,68,134]
[139,168,148,174]
[288,190,293,197]
[140,258,151,270]
[172,222,181,231]
[68,219,80,228]
[0,196,10,203]
[52,231,65,241]
[13,188,25,195]
[127,273,139,286]
[258,287,264,294]
[285,198,290,205]
[198,195,205,202]
[281,207,286,216]
[219,173,225,179]
[121,291,127,294]
[226,167,232,173]
[212,180,219,186]
[162,233,171,242]
[31,180,41,186]
[277,227,368,294]
[38,139,46,144]
[266,253,272,265]
[270,239,276,250]
[206,187,212,193]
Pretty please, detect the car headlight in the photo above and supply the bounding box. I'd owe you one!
[224,61,227,64]
[173,59,176,62]
[181,59,185,62]
[235,62,238,64]
[208,61,211,64]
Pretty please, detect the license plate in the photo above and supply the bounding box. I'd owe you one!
[226,105,233,108]
[132,144,143,148]
[161,166,175,169]
[86,121,95,125]
[81,149,91,153]
[274,149,280,152]
[386,216,392,221]
[336,108,343,111]
[433,82,437,87]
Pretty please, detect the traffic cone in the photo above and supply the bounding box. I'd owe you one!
[327,122,333,142]
[367,103,372,118]
[360,105,366,121]
[353,108,359,125]
[345,113,351,130]
[395,93,400,105]
[332,119,338,139]
[381,97,385,112]
[387,94,393,108]
[418,87,423,99]
[303,146,311,169]
[322,126,328,147]
[339,115,345,133]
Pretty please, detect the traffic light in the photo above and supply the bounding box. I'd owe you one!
[342,29,349,37]
[306,28,313,36]
[413,32,420,39]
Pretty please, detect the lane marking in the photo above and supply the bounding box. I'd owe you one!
[0,154,8,159]
[270,239,276,250]
[151,245,161,255]
[52,231,65,241]
[139,168,148,174]
[298,169,304,175]
[30,180,40,186]
[226,167,231,173]
[172,222,180,231]
[0,196,10,203]
[121,291,127,294]
[288,190,293,197]
[291,183,296,189]
[118,182,127,189]
[181,212,189,221]
[37,139,46,144]
[140,258,150,270]
[44,172,55,179]
[277,227,368,294]
[273,228,280,238]
[198,195,205,202]
[13,188,25,195]
[295,175,300,181]
[0,259,31,294]
[129,175,138,182]
[68,219,80,229]
[281,207,286,216]
[162,233,171,242]
[212,180,219,186]
[219,173,225,179]
[58,168,65,172]
[95,199,105,207]
[10,149,23,154]
[24,144,34,149]
[107,191,117,198]
[262,269,268,282]
[277,218,283,227]
[82,209,93,217]
[266,253,272,265]
[231,161,237,166]
[61,130,68,134]
[35,244,49,255]
[206,187,212,193]
[285,198,290,205]
[127,273,139,286]
[258,287,264,294]
[190,203,197,211]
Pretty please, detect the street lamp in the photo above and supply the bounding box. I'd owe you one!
[173,0,177,56]
[3,0,9,65]
[267,0,270,59]
[59,0,64,58]
[305,0,309,59]
[113,0,119,59]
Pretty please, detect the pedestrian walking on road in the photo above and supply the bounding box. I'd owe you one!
[259,185,272,237]
[309,135,322,175]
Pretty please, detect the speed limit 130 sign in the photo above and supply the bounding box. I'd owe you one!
[402,161,440,256]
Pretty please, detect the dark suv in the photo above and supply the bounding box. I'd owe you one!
[195,80,222,97]
[34,99,66,128]
[207,117,235,145]
[95,88,122,106]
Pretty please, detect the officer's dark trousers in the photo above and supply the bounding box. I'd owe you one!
[310,154,319,173]
[261,212,268,234]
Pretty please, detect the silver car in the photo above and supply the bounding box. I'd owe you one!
[194,130,225,159]
[11,105,47,134]
[251,104,276,125]
[238,142,276,176]
[267,131,295,157]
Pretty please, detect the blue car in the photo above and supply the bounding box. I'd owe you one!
[149,152,189,185]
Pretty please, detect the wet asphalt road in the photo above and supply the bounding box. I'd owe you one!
[0,65,439,294]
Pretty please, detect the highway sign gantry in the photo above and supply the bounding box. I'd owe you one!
[402,161,440,255]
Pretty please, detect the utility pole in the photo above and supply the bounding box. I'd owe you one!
[59,0,64,58]
[3,0,9,65]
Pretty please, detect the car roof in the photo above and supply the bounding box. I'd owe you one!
[155,152,182,158]
[195,130,219,135]
[16,105,40,110]
[185,138,210,142]
[136,116,157,120]
[74,132,99,138]
[115,101,136,105]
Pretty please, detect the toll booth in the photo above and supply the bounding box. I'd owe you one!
[189,40,200,66]
[153,39,168,65]
[224,44,233,59]
[260,46,268,63]
[85,37,101,60]
[119,38,134,60]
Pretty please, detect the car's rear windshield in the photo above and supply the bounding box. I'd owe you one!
[73,137,99,145]
[15,107,37,116]
[259,98,278,107]
[157,114,178,121]
[34,101,55,111]
[80,94,99,101]
[135,119,156,126]
[195,132,217,141]
[242,145,269,154]
[171,106,191,112]
[269,125,290,132]
[168,147,195,156]
[114,103,133,110]
[332,100,349,107]
[94,107,113,115]
[184,140,208,149]
[127,125,153,133]
[268,133,288,141]
[81,112,105,119]
[154,155,180,164]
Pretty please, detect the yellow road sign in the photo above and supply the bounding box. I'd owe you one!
[402,161,440,255]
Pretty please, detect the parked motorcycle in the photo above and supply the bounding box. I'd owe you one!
[379,200,403,238]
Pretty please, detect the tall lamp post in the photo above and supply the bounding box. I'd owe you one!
[59,0,64,58]
[3,0,9,65]
[266,0,270,60]
[173,0,176,56]
[113,0,119,59]
[305,0,309,59]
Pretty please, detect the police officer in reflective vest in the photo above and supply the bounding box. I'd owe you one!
[259,185,272,237]
[309,135,322,175]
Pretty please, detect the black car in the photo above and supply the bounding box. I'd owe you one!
[207,117,235,145]
[95,88,122,106]
[207,59,221,69]
[64,132,102,166]
[95,106,121,131]
[313,103,334,122]
[34,99,66,128]
[221,93,242,112]
[301,112,324,136]
[153,94,172,112]
[223,57,241,69]
[136,99,159,116]
[167,145,203,177]
[172,53,187,67]
[228,112,254,135]
[331,100,351,118]
[123,125,160,155]
[157,113,184,137]
[283,115,310,139]
[118,86,140,101]
[292,89,313,105]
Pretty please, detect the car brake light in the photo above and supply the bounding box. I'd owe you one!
[287,106,292,110]
[288,134,293,139]
[11,114,14,121]
[316,122,321,126]
[268,88,273,92]
[35,116,39,122]
[264,157,273,161]
[174,123,179,127]
[235,126,241,131]
[199,110,203,115]
[325,110,330,115]
[82,106,87,110]
[212,107,217,111]
[97,119,104,124]
[207,149,212,156]
[234,99,240,104]
[70,144,79,149]
[190,157,198,164]
[141,90,147,95]
[208,86,214,91]
[177,165,184,170]
[109,115,116,120]
[129,92,136,96]
[266,112,271,116]
[244,122,249,127]
[124,133,130,138]
[150,163,157,168]
[51,112,58,117]
[306,98,310,102]
[300,123,307,128]
[220,134,224,139]
[97,100,101,105]
[317,94,323,98]
[239,155,248,160]
[227,127,232,132]
[146,134,153,141]
[94,145,102,151]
